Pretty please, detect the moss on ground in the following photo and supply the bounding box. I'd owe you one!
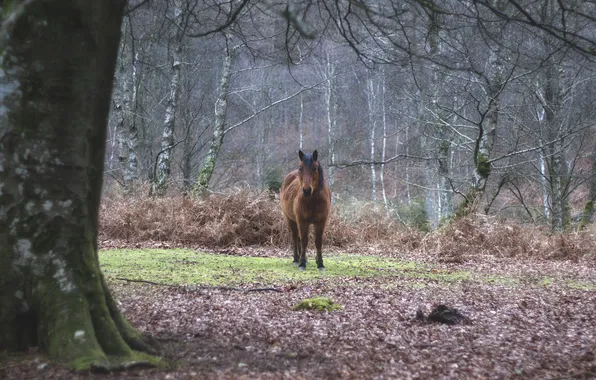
[292,297,342,312]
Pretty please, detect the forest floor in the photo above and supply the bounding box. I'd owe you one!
[2,247,596,379]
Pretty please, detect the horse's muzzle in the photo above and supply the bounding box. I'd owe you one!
[302,187,312,197]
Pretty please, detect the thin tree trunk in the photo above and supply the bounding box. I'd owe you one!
[380,71,389,215]
[465,47,502,213]
[324,51,336,189]
[124,51,140,191]
[114,22,131,184]
[0,0,157,369]
[422,131,438,229]
[299,94,304,150]
[579,141,596,230]
[541,59,566,232]
[182,121,194,192]
[437,132,452,221]
[404,124,411,204]
[154,1,183,195]
[195,31,235,194]
[367,76,377,201]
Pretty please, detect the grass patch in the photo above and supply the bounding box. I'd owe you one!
[99,249,466,286]
[99,249,596,290]
[484,275,519,286]
[566,281,596,291]
[293,297,342,312]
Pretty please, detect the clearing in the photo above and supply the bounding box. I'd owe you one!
[2,248,596,379]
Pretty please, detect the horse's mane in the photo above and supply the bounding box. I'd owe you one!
[318,163,325,189]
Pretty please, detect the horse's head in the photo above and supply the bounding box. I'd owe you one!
[298,149,322,198]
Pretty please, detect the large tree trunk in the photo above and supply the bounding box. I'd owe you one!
[0,0,157,370]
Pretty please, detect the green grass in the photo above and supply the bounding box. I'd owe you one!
[99,249,467,286]
[99,249,596,290]
[566,281,596,291]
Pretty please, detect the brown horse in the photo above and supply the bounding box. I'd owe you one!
[281,150,331,270]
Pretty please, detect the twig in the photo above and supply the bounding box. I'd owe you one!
[114,277,282,292]
[116,277,177,287]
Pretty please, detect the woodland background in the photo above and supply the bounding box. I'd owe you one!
[3,2,596,378]
[105,0,596,237]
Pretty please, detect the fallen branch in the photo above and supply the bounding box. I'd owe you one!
[114,277,282,292]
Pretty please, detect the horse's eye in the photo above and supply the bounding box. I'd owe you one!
[299,167,303,172]
[313,167,318,172]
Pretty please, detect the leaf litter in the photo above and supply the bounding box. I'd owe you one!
[3,254,596,379]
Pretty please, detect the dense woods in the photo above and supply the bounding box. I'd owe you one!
[107,0,596,232]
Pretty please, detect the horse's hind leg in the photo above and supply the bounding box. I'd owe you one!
[298,221,309,270]
[286,218,300,265]
[314,221,326,271]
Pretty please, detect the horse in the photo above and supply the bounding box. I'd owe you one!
[281,150,332,271]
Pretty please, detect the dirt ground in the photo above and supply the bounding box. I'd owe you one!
[2,250,596,379]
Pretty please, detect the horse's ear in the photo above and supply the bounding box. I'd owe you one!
[313,150,318,161]
[299,150,304,161]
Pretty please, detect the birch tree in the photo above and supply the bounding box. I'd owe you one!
[366,74,378,201]
[195,30,237,194]
[154,0,185,195]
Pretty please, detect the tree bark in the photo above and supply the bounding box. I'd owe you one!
[0,0,157,369]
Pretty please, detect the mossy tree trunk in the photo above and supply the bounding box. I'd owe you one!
[0,0,157,370]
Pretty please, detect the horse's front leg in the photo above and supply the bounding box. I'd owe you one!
[298,221,309,270]
[314,221,326,271]
[286,218,300,265]
[293,237,301,265]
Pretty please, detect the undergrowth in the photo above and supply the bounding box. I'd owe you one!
[99,187,596,262]
[99,187,413,249]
